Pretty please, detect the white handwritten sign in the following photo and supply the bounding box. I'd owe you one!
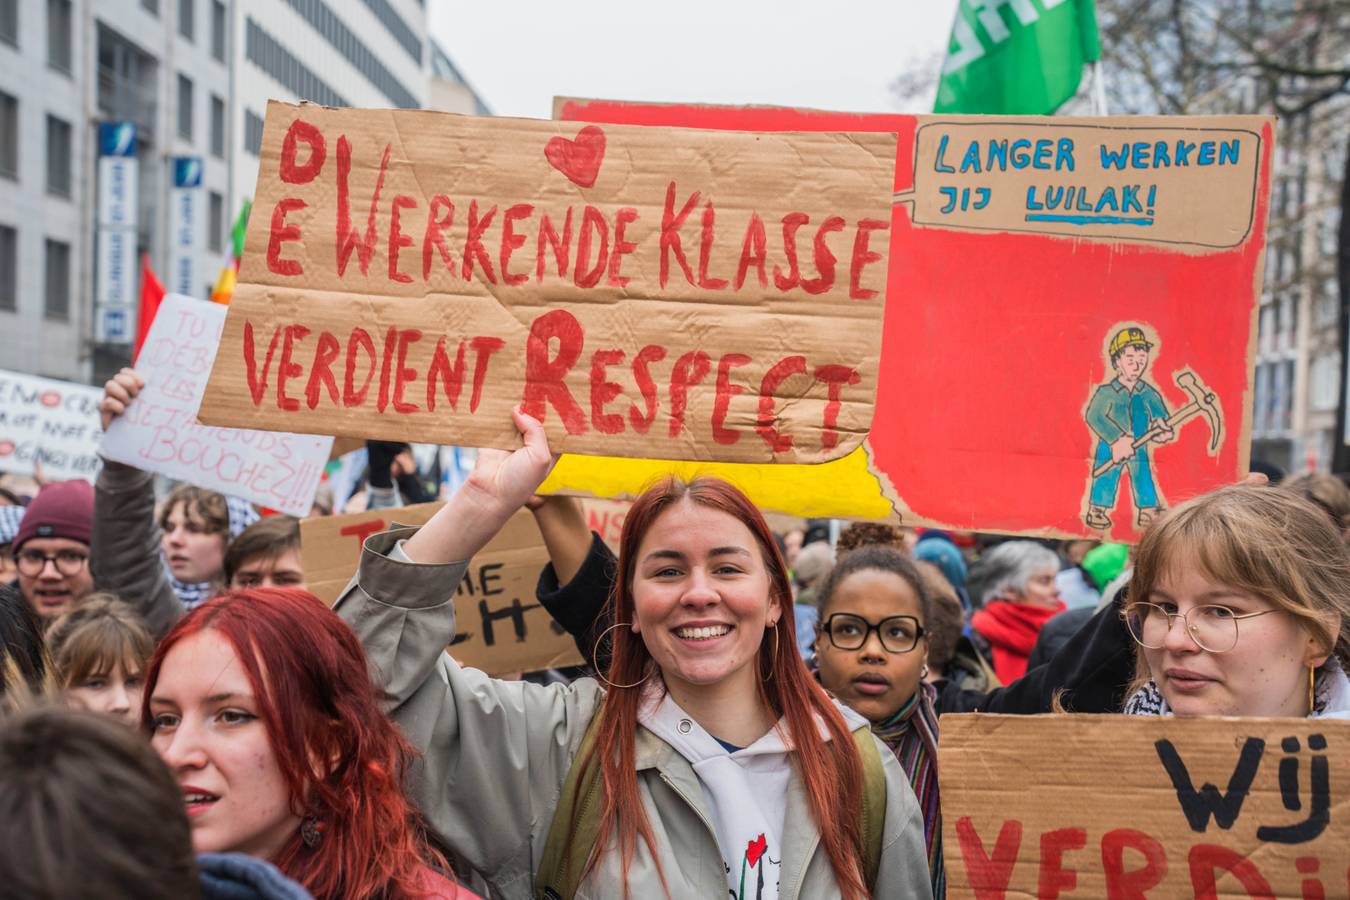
[0,370,104,481]
[100,295,333,515]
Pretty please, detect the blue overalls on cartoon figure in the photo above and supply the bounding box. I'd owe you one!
[1087,378,1168,512]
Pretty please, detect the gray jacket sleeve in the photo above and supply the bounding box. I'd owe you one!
[334,527,603,896]
[872,733,936,900]
[90,460,182,639]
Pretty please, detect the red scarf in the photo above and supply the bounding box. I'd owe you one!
[971,599,1065,683]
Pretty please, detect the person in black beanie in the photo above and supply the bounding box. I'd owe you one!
[11,479,95,622]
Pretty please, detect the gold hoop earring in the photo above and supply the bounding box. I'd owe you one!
[1308,664,1317,715]
[591,621,649,690]
[761,625,780,682]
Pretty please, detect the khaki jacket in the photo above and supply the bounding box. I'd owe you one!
[337,528,933,900]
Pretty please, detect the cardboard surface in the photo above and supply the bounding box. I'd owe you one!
[939,714,1350,899]
[100,295,333,516]
[199,102,897,465]
[0,370,104,481]
[909,119,1262,249]
[301,502,584,675]
[545,99,1272,540]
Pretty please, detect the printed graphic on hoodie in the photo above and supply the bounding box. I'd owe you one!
[735,833,779,900]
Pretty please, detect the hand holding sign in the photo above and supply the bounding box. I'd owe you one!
[98,368,146,432]
[404,408,557,567]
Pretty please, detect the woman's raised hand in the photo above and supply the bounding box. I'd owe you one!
[98,368,146,432]
[402,407,556,565]
[461,407,557,517]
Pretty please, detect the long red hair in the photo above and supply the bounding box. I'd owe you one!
[578,477,868,898]
[141,588,453,899]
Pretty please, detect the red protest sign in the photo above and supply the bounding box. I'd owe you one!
[551,99,1272,541]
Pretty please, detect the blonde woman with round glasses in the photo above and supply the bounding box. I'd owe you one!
[1122,484,1350,718]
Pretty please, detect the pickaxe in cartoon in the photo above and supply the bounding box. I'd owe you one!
[1092,369,1223,478]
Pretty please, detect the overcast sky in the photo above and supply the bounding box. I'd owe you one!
[428,0,961,120]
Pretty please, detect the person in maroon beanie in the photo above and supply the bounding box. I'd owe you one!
[12,480,95,622]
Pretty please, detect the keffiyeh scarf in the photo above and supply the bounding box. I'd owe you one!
[1125,656,1350,719]
[167,496,260,610]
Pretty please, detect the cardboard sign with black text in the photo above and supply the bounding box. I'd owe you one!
[301,502,584,675]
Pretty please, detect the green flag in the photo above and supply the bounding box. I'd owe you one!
[230,199,252,260]
[935,0,1100,114]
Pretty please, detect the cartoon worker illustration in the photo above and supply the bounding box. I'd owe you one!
[1084,326,1174,530]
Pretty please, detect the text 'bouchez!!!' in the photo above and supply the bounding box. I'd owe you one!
[262,119,889,298]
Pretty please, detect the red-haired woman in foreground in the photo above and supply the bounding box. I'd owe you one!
[142,588,476,899]
[333,410,931,900]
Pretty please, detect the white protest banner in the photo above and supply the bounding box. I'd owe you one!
[0,370,104,481]
[100,295,333,515]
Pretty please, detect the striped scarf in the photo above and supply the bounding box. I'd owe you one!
[166,496,260,611]
[871,682,944,898]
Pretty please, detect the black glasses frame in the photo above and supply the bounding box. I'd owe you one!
[15,549,89,577]
[819,612,925,654]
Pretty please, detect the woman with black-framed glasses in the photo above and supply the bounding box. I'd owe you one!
[810,545,942,897]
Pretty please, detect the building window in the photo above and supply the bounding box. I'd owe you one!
[0,0,18,48]
[1254,362,1272,434]
[178,0,193,41]
[47,0,72,74]
[177,73,193,140]
[1314,282,1339,330]
[208,190,223,252]
[0,91,16,180]
[360,0,422,64]
[244,108,264,156]
[278,0,418,108]
[46,114,71,197]
[44,238,70,319]
[1276,359,1294,433]
[1310,352,1341,413]
[245,19,348,108]
[210,94,224,158]
[0,224,15,311]
[211,0,225,61]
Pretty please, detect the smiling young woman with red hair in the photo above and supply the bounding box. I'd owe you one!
[142,588,475,899]
[333,409,931,900]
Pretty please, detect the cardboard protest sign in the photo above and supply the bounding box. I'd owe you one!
[198,101,897,465]
[301,502,584,675]
[99,295,333,517]
[584,497,630,549]
[939,714,1349,899]
[544,99,1273,541]
[0,370,103,481]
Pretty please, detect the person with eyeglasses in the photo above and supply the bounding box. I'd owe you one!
[1121,484,1350,719]
[810,545,944,898]
[11,480,96,622]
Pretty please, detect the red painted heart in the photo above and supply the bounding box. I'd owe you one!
[544,126,606,188]
[746,833,767,867]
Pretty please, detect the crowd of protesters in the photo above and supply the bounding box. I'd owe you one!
[1,367,1348,899]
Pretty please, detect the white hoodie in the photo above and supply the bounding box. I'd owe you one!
[638,689,870,900]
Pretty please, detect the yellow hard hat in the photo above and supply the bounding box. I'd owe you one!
[1109,327,1153,358]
